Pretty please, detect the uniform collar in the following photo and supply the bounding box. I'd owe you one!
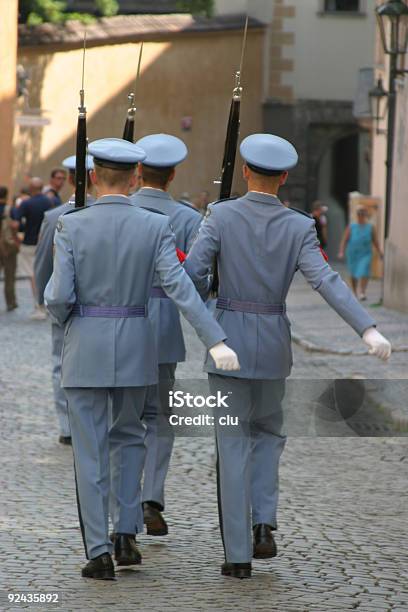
[246,191,283,206]
[94,194,132,206]
[137,187,172,201]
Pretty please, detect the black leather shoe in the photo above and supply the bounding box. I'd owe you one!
[221,562,252,579]
[253,523,277,559]
[58,436,72,445]
[143,502,168,536]
[81,553,115,580]
[114,534,142,566]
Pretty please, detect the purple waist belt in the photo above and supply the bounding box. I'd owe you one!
[72,304,147,318]
[150,287,169,299]
[216,297,286,315]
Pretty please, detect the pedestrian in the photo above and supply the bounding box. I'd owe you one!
[44,138,239,580]
[311,200,328,249]
[15,177,53,319]
[130,133,202,537]
[184,133,391,579]
[43,167,67,207]
[0,186,20,312]
[193,189,211,214]
[34,155,95,445]
[338,206,383,300]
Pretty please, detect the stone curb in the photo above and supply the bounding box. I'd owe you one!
[291,332,408,356]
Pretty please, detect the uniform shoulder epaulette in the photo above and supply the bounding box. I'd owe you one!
[178,199,201,214]
[211,196,239,206]
[55,206,88,231]
[288,206,313,219]
[140,206,166,216]
[140,205,176,233]
[64,206,88,216]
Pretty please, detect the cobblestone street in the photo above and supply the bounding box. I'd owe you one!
[1,279,408,611]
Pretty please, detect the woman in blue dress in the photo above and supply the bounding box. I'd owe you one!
[338,207,383,300]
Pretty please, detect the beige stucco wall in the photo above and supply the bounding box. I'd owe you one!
[15,29,263,203]
[290,0,376,101]
[0,0,18,195]
[216,0,377,102]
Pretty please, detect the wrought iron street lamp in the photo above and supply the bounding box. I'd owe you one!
[369,78,388,134]
[375,0,408,242]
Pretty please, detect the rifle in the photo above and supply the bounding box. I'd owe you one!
[75,32,87,208]
[211,16,248,293]
[123,42,144,142]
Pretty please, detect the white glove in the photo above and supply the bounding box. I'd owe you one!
[362,327,392,361]
[209,342,240,371]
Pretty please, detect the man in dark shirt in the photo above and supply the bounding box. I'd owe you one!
[16,177,53,245]
[43,167,67,207]
[15,177,52,319]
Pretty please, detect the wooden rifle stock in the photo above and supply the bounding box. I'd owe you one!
[211,18,248,295]
[75,34,87,208]
[219,96,241,200]
[75,107,87,208]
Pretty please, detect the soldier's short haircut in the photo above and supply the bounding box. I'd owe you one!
[94,164,135,188]
[141,165,174,188]
[0,186,8,200]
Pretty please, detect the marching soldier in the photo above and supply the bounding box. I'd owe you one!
[44,137,239,580]
[34,154,94,445]
[184,133,392,579]
[130,133,202,536]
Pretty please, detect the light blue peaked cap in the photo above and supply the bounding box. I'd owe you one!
[62,154,94,171]
[240,134,298,173]
[88,138,146,169]
[135,134,188,168]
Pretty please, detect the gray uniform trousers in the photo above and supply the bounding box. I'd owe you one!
[51,323,70,437]
[209,374,286,563]
[66,386,146,560]
[142,362,176,509]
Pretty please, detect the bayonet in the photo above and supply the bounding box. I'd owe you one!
[123,42,144,142]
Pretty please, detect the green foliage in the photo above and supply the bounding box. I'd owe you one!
[23,0,66,24]
[19,0,118,25]
[176,0,214,17]
[63,12,96,24]
[95,0,119,17]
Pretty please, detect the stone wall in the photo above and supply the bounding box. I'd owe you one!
[0,0,18,195]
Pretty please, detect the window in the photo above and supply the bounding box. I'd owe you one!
[324,0,360,12]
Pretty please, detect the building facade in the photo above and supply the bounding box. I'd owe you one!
[14,14,264,203]
[216,0,377,258]
[0,0,18,196]
[370,1,408,312]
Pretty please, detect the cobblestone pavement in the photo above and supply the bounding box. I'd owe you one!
[1,280,408,611]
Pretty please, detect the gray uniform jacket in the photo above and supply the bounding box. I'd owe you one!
[44,195,226,388]
[131,187,202,363]
[184,191,376,380]
[34,195,95,305]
